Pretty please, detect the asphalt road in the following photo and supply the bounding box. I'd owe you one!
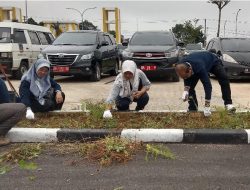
[1,144,250,190]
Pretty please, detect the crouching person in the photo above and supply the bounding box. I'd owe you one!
[19,59,65,119]
[103,60,151,118]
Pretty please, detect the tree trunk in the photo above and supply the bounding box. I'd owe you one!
[217,8,222,37]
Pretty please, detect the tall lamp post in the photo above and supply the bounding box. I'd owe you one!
[235,8,241,37]
[66,7,96,30]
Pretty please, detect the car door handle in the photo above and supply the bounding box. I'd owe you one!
[26,47,29,50]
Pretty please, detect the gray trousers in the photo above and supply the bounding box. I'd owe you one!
[0,103,26,136]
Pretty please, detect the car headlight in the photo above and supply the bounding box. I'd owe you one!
[0,52,12,58]
[165,49,178,58]
[122,50,133,58]
[37,53,45,59]
[222,54,238,64]
[81,53,94,60]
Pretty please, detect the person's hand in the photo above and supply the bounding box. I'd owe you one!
[55,91,63,104]
[132,91,144,99]
[182,91,189,102]
[203,106,211,117]
[26,107,35,120]
[103,110,112,118]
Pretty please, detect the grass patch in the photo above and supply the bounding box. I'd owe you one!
[45,137,142,167]
[80,136,142,166]
[145,144,175,161]
[0,144,43,175]
[0,144,43,164]
[17,102,250,129]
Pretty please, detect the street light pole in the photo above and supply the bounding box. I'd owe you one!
[66,7,96,30]
[235,9,241,37]
[25,0,28,23]
[224,20,227,37]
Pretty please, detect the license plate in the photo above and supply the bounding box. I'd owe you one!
[52,66,69,73]
[140,65,157,71]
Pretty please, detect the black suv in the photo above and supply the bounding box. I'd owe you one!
[41,30,119,81]
[122,31,183,81]
[206,37,250,79]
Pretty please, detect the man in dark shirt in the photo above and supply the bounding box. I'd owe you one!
[175,51,235,116]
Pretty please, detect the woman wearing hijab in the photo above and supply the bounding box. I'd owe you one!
[19,58,65,119]
[103,60,151,118]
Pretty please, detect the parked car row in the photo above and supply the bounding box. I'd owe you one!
[1,22,249,81]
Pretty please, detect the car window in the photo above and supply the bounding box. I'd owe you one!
[212,41,220,52]
[104,35,112,45]
[98,34,105,44]
[0,27,11,43]
[186,44,202,50]
[53,32,97,45]
[28,31,41,45]
[130,32,174,46]
[221,38,250,52]
[37,32,49,45]
[206,41,214,50]
[13,29,27,44]
[48,33,55,44]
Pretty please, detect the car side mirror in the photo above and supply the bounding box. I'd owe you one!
[122,42,128,47]
[101,41,109,46]
[177,41,184,47]
[217,50,222,56]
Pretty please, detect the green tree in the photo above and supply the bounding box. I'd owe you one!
[208,0,230,37]
[108,30,116,38]
[79,20,97,30]
[172,20,205,45]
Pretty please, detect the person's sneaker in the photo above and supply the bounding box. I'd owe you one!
[0,136,10,147]
[225,104,236,113]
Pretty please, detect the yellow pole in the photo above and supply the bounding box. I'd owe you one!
[12,7,16,21]
[115,8,121,43]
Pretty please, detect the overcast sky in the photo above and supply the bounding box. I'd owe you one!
[1,0,250,39]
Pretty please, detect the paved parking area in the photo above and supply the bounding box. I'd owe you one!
[10,76,250,111]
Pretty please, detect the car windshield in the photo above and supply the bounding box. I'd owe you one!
[53,32,97,45]
[129,32,174,46]
[221,39,250,52]
[186,44,202,50]
[0,27,11,43]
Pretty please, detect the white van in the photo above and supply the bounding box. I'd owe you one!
[0,22,54,79]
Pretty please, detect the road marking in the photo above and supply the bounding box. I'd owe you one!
[7,128,60,143]
[245,129,250,144]
[121,129,183,142]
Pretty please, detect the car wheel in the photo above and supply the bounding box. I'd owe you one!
[13,61,29,80]
[90,63,101,82]
[110,60,119,76]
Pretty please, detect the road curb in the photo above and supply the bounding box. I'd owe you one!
[6,128,250,144]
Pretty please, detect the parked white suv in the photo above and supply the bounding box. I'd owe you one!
[0,22,54,79]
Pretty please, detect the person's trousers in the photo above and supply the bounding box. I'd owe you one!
[31,92,65,113]
[0,78,10,103]
[0,103,26,136]
[116,93,149,111]
[188,63,233,111]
